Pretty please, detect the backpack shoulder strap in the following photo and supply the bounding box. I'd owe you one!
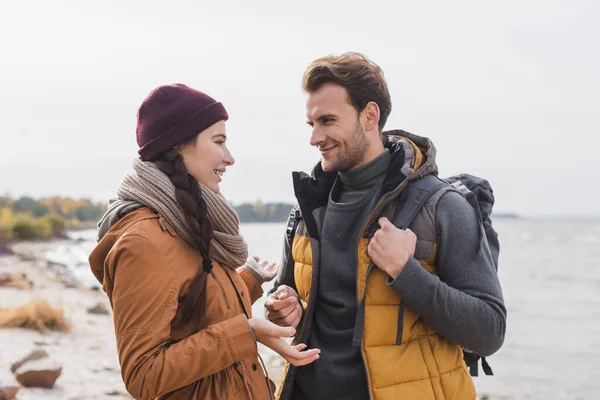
[278,205,303,293]
[448,180,483,222]
[394,175,449,230]
[285,205,302,243]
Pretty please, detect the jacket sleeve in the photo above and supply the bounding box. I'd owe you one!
[236,266,264,305]
[389,191,507,356]
[108,234,257,399]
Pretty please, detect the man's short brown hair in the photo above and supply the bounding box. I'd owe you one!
[302,52,392,132]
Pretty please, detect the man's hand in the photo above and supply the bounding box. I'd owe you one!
[264,285,303,329]
[367,217,417,279]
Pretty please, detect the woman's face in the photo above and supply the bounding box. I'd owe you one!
[179,120,235,194]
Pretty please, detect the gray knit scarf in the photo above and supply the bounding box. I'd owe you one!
[116,158,248,269]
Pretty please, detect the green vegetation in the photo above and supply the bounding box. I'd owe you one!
[0,195,106,241]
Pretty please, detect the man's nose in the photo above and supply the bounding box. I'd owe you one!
[309,127,324,147]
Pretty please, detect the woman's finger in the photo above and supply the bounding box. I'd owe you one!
[267,323,296,337]
[288,353,320,366]
[281,347,320,360]
[294,348,320,359]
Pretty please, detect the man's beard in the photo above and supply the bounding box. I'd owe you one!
[323,123,369,173]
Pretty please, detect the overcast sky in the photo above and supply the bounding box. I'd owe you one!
[0,0,597,217]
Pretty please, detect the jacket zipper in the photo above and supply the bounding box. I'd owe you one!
[356,193,391,400]
[356,176,419,399]
[210,270,231,309]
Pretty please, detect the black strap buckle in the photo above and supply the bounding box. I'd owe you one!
[285,207,302,241]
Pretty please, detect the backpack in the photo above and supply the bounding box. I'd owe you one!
[396,173,499,377]
[284,173,500,377]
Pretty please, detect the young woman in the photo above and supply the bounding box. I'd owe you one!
[89,84,319,399]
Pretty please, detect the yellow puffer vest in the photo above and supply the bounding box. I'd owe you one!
[276,132,476,400]
[290,220,475,399]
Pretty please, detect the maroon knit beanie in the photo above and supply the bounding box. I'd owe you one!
[136,84,229,160]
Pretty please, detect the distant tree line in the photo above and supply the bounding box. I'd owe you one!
[0,195,294,244]
[0,195,107,241]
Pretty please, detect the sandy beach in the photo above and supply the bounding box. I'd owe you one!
[0,239,284,400]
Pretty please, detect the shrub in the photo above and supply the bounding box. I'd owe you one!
[10,215,39,240]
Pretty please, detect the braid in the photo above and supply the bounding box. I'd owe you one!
[154,149,214,322]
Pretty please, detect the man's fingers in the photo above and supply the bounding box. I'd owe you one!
[271,304,301,325]
[279,303,297,319]
[265,294,296,310]
[378,217,393,229]
[265,296,297,312]
[270,301,302,327]
[273,285,297,299]
[267,302,296,321]
[290,315,301,329]
[288,305,303,328]
[367,240,381,257]
[273,285,290,300]
[277,290,288,300]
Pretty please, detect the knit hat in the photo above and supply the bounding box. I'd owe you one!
[136,84,229,160]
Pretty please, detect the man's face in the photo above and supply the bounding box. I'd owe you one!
[306,83,369,173]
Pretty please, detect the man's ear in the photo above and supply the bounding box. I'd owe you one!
[361,101,381,133]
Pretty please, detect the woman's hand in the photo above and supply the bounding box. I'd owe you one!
[243,256,278,283]
[247,318,320,367]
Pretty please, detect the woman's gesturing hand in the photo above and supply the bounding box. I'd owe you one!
[247,318,320,367]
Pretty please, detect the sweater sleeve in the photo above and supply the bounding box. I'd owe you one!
[109,234,257,399]
[389,191,507,356]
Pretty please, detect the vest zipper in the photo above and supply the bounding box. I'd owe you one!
[210,270,231,310]
[356,192,393,400]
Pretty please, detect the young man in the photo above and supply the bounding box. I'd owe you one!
[265,52,506,400]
